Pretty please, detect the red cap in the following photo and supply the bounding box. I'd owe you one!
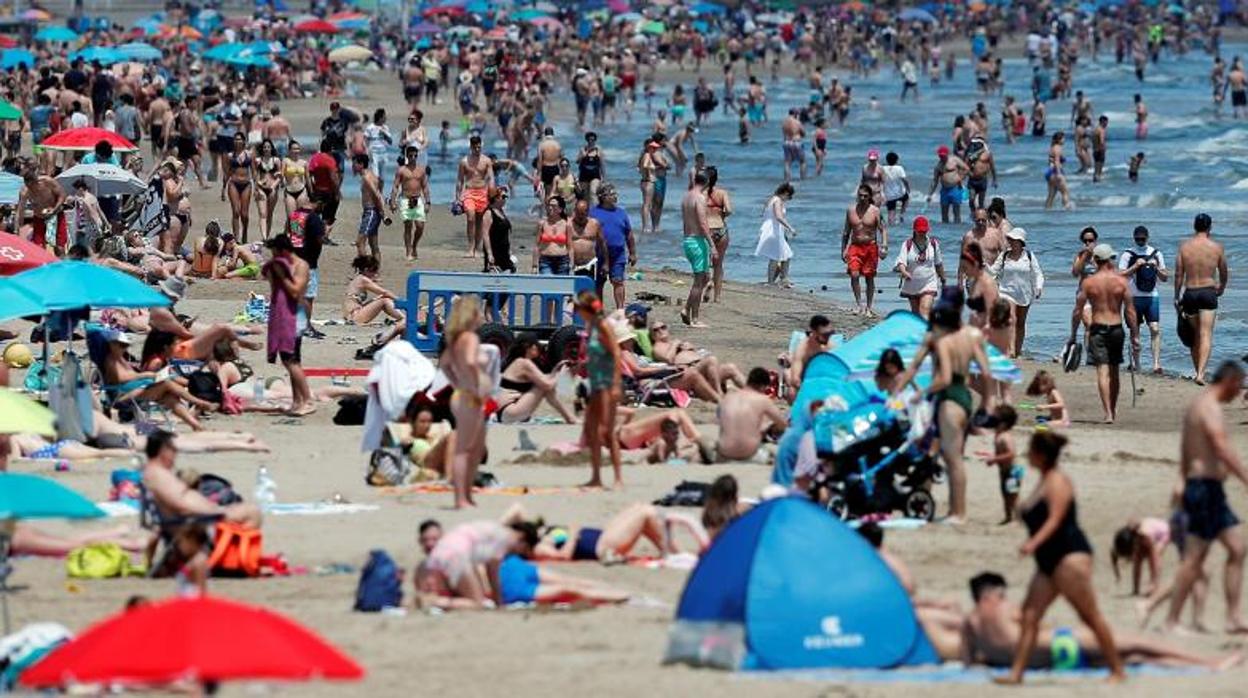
[937,145,950,157]
[912,216,930,233]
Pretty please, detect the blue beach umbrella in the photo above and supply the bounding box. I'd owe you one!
[117,42,163,61]
[0,49,35,70]
[9,261,171,311]
[466,0,493,13]
[512,8,549,20]
[69,47,126,64]
[898,7,937,22]
[203,42,246,61]
[0,279,45,323]
[691,2,726,15]
[225,54,274,69]
[0,472,104,520]
[35,26,79,42]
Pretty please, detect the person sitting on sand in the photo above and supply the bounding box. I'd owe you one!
[494,334,577,424]
[342,254,406,327]
[390,404,455,479]
[1025,370,1070,427]
[960,571,1240,672]
[713,367,787,462]
[702,474,749,540]
[214,232,261,280]
[785,314,834,399]
[141,430,263,529]
[516,502,709,563]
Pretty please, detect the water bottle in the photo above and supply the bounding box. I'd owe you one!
[254,465,277,507]
[252,375,265,402]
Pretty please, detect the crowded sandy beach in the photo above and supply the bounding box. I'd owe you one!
[1,0,1247,694]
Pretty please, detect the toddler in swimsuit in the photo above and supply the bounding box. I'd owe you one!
[982,404,1022,524]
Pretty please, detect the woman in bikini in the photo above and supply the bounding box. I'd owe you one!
[551,158,578,203]
[159,160,189,255]
[703,166,733,303]
[252,139,282,241]
[532,195,572,275]
[342,254,406,327]
[215,232,260,280]
[221,132,253,242]
[521,502,710,564]
[649,321,746,392]
[443,296,489,509]
[100,331,216,431]
[1044,131,1071,211]
[281,140,308,217]
[188,221,221,279]
[638,140,666,235]
[493,335,576,425]
[963,241,999,331]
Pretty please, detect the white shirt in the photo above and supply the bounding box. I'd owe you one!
[992,248,1045,307]
[69,111,89,129]
[892,236,944,297]
[882,164,908,201]
[364,123,392,153]
[1118,244,1166,298]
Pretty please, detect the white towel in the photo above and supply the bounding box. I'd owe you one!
[361,340,436,452]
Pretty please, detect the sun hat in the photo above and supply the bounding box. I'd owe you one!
[1006,227,1027,242]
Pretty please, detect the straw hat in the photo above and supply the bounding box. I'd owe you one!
[607,316,636,345]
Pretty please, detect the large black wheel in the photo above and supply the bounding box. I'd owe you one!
[544,324,583,372]
[904,489,937,522]
[477,323,515,357]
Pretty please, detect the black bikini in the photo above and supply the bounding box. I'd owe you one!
[228,152,251,195]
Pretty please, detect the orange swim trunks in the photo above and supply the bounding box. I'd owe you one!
[461,187,489,214]
[846,241,880,278]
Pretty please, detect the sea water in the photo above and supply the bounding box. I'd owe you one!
[342,47,1248,372]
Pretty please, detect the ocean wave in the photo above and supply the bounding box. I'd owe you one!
[1192,129,1248,155]
[1100,110,1205,131]
[1170,197,1248,212]
[1231,177,1248,190]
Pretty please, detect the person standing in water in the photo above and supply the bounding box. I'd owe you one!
[927,145,968,224]
[1164,361,1248,635]
[1134,94,1149,140]
[842,184,888,317]
[1174,213,1229,385]
[680,170,715,328]
[755,182,796,286]
[1092,115,1109,183]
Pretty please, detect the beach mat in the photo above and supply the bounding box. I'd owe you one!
[741,664,1205,684]
[98,501,380,517]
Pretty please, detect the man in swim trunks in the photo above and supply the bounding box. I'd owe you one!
[1092,114,1109,182]
[455,134,494,258]
[1229,59,1247,119]
[1072,243,1137,424]
[780,108,806,182]
[957,572,1239,670]
[926,145,969,224]
[16,160,67,252]
[965,138,997,211]
[1165,361,1248,635]
[388,145,431,262]
[958,209,1005,287]
[680,171,715,328]
[841,184,888,317]
[536,126,562,198]
[715,367,787,462]
[352,153,386,261]
[1174,213,1228,385]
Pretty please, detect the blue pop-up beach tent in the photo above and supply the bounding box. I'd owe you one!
[665,497,938,671]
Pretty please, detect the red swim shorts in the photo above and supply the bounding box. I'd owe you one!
[846,241,880,277]
[461,187,489,214]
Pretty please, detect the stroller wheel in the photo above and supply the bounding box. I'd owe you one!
[825,493,849,521]
[904,489,937,522]
[930,466,946,485]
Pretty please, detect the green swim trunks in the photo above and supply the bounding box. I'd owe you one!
[682,235,710,275]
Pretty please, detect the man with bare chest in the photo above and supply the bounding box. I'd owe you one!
[455,135,493,257]
[389,145,431,262]
[18,161,68,252]
[1070,244,1137,423]
[842,184,888,316]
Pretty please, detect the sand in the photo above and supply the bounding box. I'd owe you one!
[6,52,1248,698]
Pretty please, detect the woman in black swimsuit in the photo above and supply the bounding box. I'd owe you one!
[253,139,282,241]
[221,133,253,242]
[577,132,605,199]
[482,187,515,274]
[999,431,1124,684]
[493,335,576,424]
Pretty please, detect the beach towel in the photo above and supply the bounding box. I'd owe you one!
[381,483,599,497]
[360,340,436,452]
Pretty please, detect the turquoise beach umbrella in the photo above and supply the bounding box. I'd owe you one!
[0,472,104,520]
[117,42,163,62]
[70,47,126,65]
[35,26,79,43]
[0,49,36,70]
[203,42,246,61]
[0,279,45,323]
[512,8,549,20]
[9,261,171,311]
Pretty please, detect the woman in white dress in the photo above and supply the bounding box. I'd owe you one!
[755,182,796,286]
[990,227,1045,358]
[891,215,946,318]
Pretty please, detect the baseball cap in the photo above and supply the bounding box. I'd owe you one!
[1006,227,1027,242]
[937,145,950,157]
[867,148,879,160]
[912,216,930,233]
[1092,243,1116,261]
[625,303,650,320]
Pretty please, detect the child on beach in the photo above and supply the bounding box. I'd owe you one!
[439,120,451,160]
[980,404,1021,524]
[1128,152,1145,182]
[738,108,750,144]
[987,299,1014,402]
[1025,370,1070,427]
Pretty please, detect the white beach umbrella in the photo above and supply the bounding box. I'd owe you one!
[56,164,146,197]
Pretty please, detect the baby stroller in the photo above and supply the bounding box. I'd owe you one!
[808,398,942,522]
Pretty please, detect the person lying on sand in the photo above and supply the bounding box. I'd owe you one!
[926,571,1243,671]
[712,367,787,462]
[90,409,270,454]
[507,502,709,563]
[414,519,628,609]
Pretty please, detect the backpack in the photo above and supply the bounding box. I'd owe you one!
[207,522,263,577]
[1125,248,1160,293]
[354,550,403,612]
[333,395,369,425]
[186,370,224,405]
[196,473,244,506]
[366,448,411,487]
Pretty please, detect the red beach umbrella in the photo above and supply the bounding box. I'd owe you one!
[0,232,57,276]
[39,128,139,152]
[21,595,364,688]
[293,19,339,34]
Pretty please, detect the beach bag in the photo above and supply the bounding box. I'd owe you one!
[1125,249,1160,293]
[354,550,403,612]
[196,473,244,506]
[186,370,224,405]
[334,395,369,425]
[366,448,411,487]
[208,522,263,578]
[653,480,711,507]
[66,543,145,578]
[22,359,61,393]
